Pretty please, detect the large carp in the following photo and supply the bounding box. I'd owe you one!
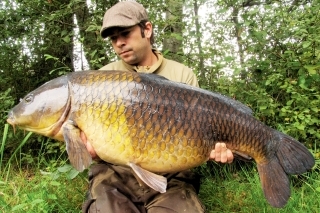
[7,70,314,208]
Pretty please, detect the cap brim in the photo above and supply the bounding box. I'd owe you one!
[100,16,139,38]
[100,25,134,38]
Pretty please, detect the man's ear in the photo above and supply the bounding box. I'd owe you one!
[144,21,153,38]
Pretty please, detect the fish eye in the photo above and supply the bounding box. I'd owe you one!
[24,95,33,104]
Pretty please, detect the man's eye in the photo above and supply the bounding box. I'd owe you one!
[110,36,117,41]
[120,31,130,37]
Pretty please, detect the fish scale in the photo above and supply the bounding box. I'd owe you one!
[7,70,314,208]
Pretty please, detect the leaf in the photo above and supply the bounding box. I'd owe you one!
[11,203,28,211]
[224,56,234,62]
[44,54,58,61]
[163,49,170,56]
[67,168,80,179]
[50,181,61,186]
[286,100,294,106]
[284,50,294,55]
[302,41,312,48]
[86,25,98,32]
[47,194,58,200]
[57,164,72,173]
[294,123,305,130]
[217,8,229,14]
[50,170,60,180]
[31,199,44,205]
[61,30,68,36]
[259,105,267,110]
[298,76,308,89]
[62,35,71,43]
[172,33,183,41]
[90,49,98,58]
[40,170,52,176]
[304,65,320,75]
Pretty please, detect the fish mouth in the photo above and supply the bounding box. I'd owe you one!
[6,115,66,140]
[7,119,16,133]
[6,111,54,135]
[7,112,16,133]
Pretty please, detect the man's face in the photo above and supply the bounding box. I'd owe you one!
[108,24,151,65]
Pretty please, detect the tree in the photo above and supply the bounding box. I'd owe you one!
[162,0,184,62]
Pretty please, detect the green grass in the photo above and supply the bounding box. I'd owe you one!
[0,124,87,213]
[0,168,87,213]
[1,124,320,212]
[198,161,320,213]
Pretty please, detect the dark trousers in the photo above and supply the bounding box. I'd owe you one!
[82,162,205,213]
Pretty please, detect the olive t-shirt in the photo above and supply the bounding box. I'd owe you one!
[99,50,199,87]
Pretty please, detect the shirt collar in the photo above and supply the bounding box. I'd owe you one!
[121,49,163,73]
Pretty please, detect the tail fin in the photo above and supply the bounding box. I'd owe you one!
[257,132,315,208]
[257,158,290,208]
[276,133,315,174]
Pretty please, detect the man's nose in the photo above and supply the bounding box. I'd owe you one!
[115,36,126,47]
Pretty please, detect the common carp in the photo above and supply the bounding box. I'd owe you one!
[7,70,314,208]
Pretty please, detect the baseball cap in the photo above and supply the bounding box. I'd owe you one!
[100,1,148,38]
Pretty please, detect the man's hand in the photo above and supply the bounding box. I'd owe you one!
[81,131,98,159]
[209,143,234,164]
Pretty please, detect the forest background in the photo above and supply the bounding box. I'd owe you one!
[0,0,319,212]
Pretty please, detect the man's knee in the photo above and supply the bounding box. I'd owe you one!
[82,186,141,213]
[83,163,148,213]
[146,183,205,213]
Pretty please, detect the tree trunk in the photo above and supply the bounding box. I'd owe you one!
[75,0,118,70]
[193,0,205,81]
[162,0,184,63]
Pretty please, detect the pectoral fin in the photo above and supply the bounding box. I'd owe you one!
[63,120,92,171]
[128,162,167,193]
[233,150,253,161]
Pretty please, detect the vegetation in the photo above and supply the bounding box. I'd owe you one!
[198,161,320,212]
[0,0,319,212]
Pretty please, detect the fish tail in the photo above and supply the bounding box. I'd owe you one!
[257,132,315,208]
[275,132,315,174]
[257,158,290,208]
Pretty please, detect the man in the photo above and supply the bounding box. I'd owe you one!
[82,1,233,212]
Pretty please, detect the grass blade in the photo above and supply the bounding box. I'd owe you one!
[0,123,9,171]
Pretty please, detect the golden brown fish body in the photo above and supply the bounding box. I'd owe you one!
[7,70,314,208]
[71,72,268,171]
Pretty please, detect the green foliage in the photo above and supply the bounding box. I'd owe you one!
[0,88,14,127]
[0,168,86,212]
[0,124,86,212]
[198,161,320,212]
[191,0,320,148]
